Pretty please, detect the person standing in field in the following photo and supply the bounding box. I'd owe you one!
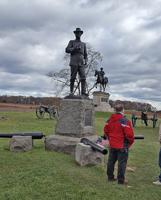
[104,104,134,184]
[153,124,161,185]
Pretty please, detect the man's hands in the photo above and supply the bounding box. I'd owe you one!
[76,45,81,50]
[72,45,81,53]
[84,58,88,65]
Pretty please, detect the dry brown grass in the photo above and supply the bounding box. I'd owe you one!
[0,103,38,112]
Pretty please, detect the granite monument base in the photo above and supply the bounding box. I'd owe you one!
[55,99,95,137]
[45,98,97,156]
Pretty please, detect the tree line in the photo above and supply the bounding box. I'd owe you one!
[0,95,61,108]
[109,100,157,112]
[0,95,157,112]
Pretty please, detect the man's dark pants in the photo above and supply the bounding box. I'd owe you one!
[159,148,161,182]
[107,148,129,184]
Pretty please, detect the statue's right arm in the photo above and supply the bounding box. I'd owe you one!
[65,41,75,53]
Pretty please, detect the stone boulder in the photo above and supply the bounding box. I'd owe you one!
[45,135,99,156]
[75,142,104,166]
[45,135,80,156]
[10,136,33,152]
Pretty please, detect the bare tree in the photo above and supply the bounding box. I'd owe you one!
[46,43,103,96]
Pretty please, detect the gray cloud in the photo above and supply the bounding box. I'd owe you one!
[0,0,161,109]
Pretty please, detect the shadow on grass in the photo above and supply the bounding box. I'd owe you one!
[4,148,10,151]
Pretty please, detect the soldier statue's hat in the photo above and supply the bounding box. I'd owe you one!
[73,28,83,34]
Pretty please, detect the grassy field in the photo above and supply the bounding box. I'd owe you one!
[0,111,161,200]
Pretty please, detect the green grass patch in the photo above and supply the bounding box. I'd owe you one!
[0,111,160,199]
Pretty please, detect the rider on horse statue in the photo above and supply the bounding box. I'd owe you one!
[96,68,105,84]
[94,68,108,91]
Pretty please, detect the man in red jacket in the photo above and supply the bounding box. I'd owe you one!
[104,104,134,184]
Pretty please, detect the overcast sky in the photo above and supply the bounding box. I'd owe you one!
[0,0,161,110]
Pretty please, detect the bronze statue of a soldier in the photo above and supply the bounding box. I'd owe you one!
[65,28,88,96]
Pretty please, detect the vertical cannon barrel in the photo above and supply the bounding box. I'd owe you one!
[141,111,148,126]
[81,138,108,155]
[0,132,45,139]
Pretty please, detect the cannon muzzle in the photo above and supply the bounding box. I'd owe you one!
[81,138,108,155]
[134,135,144,139]
[0,132,45,139]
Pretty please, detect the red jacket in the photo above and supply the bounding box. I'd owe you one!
[104,112,134,149]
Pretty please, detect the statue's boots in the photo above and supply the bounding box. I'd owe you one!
[70,80,75,95]
[81,79,88,96]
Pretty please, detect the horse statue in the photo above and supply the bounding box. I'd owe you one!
[94,68,108,91]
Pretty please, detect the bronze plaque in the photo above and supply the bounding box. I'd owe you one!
[101,98,107,102]
[85,110,91,126]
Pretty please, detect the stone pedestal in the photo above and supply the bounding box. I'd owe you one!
[55,99,95,137]
[93,91,114,112]
[75,143,104,166]
[45,98,97,156]
[10,136,33,152]
[45,98,106,164]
